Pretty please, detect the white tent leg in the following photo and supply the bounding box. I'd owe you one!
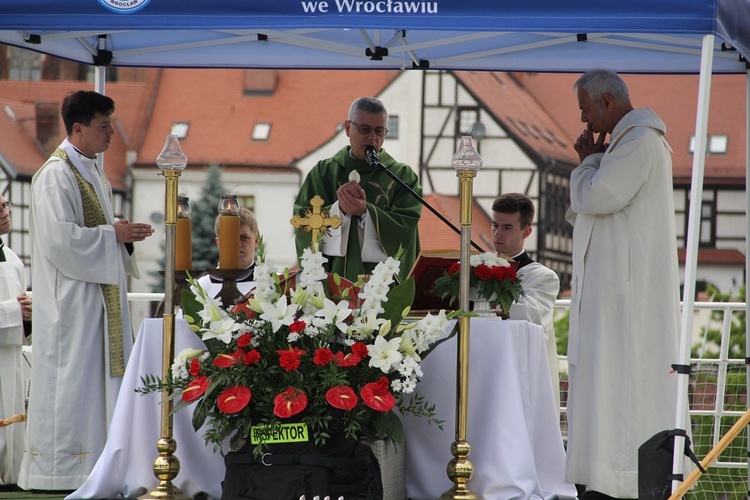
[671,33,714,494]
[95,35,107,172]
[745,65,750,497]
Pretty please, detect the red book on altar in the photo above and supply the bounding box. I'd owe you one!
[407,249,463,313]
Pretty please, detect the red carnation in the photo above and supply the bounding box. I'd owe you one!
[313,348,334,366]
[277,346,307,372]
[289,320,307,334]
[274,387,308,418]
[181,376,209,403]
[217,386,252,414]
[237,333,253,347]
[360,376,396,412]
[448,262,460,276]
[351,342,368,359]
[473,264,493,281]
[326,386,358,411]
[189,357,201,376]
[244,349,261,365]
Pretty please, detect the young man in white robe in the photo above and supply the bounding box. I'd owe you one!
[565,69,682,499]
[0,194,31,488]
[491,193,561,412]
[18,91,154,491]
[197,207,258,302]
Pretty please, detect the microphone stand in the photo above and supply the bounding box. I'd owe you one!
[365,147,484,253]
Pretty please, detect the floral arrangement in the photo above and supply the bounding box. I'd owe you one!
[431,252,524,316]
[141,248,456,452]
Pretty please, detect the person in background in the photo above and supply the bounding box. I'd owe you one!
[565,69,681,499]
[19,90,154,491]
[0,194,30,489]
[491,192,561,412]
[197,207,258,300]
[293,96,421,283]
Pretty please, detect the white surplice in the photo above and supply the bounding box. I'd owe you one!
[0,243,27,485]
[18,140,138,490]
[508,260,561,411]
[565,109,681,497]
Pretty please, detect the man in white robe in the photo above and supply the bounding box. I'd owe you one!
[565,70,681,499]
[0,194,31,487]
[197,207,258,303]
[491,193,561,411]
[18,91,154,491]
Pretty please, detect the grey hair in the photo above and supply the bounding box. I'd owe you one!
[348,97,388,121]
[574,69,630,102]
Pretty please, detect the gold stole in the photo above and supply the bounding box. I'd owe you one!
[51,148,125,377]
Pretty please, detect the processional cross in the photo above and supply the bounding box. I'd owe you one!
[290,195,343,249]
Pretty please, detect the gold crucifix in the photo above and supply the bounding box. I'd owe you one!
[291,195,342,250]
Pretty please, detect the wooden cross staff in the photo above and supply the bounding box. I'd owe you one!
[291,195,342,250]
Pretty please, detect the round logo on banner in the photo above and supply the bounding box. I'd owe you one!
[98,0,152,13]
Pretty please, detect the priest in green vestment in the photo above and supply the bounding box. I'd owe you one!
[294,96,422,283]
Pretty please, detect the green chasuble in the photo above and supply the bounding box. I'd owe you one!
[294,146,422,283]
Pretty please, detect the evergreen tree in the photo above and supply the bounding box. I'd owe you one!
[149,164,225,292]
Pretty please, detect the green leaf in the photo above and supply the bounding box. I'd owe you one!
[381,277,415,329]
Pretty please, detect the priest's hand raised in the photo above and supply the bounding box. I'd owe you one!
[113,220,155,243]
[337,180,367,217]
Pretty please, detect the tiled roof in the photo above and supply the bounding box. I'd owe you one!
[134,69,400,169]
[0,79,153,189]
[678,248,746,265]
[419,193,494,252]
[520,72,747,183]
[453,71,578,167]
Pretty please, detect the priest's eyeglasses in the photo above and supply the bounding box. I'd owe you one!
[0,202,11,213]
[349,121,388,137]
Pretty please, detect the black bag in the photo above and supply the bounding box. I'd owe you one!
[221,429,383,500]
[638,428,705,500]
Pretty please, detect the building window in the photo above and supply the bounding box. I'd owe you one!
[171,122,189,139]
[386,116,399,139]
[7,47,42,81]
[252,123,271,141]
[237,195,256,212]
[689,135,728,155]
[456,107,479,136]
[686,191,716,247]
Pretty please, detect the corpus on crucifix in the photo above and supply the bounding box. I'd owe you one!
[290,194,342,250]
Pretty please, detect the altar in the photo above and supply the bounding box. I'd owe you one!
[70,317,575,499]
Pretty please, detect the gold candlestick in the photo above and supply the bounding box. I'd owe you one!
[441,136,482,500]
[140,134,190,500]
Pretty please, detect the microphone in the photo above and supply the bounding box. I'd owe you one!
[364,146,382,170]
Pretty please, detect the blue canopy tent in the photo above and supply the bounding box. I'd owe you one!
[1,0,750,494]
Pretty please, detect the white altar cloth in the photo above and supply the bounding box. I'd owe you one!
[401,319,577,500]
[69,318,224,500]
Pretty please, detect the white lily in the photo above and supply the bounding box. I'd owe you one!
[316,298,353,334]
[202,317,242,344]
[259,296,300,333]
[367,335,403,373]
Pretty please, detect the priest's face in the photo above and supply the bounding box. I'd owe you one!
[345,111,388,160]
[0,195,10,236]
[491,210,531,257]
[72,112,115,157]
[577,87,615,136]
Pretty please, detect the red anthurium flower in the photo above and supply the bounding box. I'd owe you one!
[181,376,209,403]
[217,386,252,414]
[333,351,361,368]
[474,264,493,281]
[273,387,308,418]
[360,376,396,412]
[244,349,261,365]
[351,342,368,359]
[236,333,253,347]
[189,357,201,376]
[326,386,358,411]
[313,348,334,366]
[448,262,460,276]
[289,320,307,334]
[276,346,307,372]
[213,353,237,368]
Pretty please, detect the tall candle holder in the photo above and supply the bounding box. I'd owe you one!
[441,136,483,500]
[139,134,190,500]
